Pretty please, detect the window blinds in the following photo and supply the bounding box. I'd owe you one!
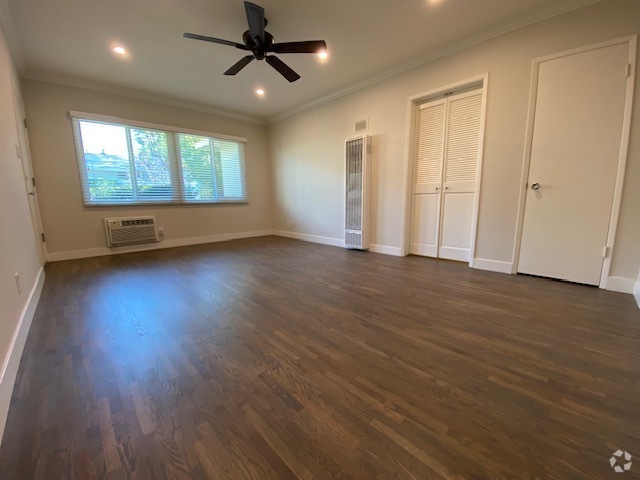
[71,115,247,206]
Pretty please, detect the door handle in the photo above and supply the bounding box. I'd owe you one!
[530,182,540,190]
[28,192,36,196]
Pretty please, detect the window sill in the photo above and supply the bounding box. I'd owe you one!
[83,200,249,207]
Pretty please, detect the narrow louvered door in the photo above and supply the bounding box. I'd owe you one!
[439,88,483,261]
[410,99,446,256]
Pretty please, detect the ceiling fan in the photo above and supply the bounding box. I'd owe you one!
[183,1,327,83]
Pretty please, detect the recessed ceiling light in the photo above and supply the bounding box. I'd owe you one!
[255,88,265,96]
[317,51,329,60]
[112,46,127,55]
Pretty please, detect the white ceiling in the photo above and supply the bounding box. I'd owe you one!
[6,0,599,121]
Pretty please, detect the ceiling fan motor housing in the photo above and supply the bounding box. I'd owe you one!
[243,30,274,60]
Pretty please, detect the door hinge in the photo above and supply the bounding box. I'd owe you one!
[41,233,46,243]
[23,118,28,129]
[32,177,36,187]
[626,63,632,78]
[603,245,610,258]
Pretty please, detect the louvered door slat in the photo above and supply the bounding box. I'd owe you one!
[444,92,482,185]
[414,101,445,194]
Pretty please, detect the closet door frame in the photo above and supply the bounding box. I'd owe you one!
[512,36,636,289]
[401,73,489,264]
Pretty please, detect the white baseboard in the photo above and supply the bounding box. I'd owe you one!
[272,230,346,248]
[0,267,45,445]
[439,246,471,263]
[272,231,405,258]
[369,244,403,257]
[46,229,273,262]
[634,280,640,309]
[606,276,635,294]
[472,258,514,274]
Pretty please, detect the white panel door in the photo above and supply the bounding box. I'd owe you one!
[519,42,629,285]
[12,83,46,264]
[439,90,483,262]
[410,99,445,257]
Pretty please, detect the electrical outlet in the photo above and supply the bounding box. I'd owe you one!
[158,226,165,239]
[14,273,22,294]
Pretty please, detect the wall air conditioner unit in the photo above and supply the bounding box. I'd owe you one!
[345,135,372,250]
[104,216,159,247]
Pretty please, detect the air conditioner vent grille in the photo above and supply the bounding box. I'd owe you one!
[345,231,362,248]
[121,218,155,227]
[345,135,371,250]
[346,138,364,231]
[104,216,159,247]
[355,118,368,132]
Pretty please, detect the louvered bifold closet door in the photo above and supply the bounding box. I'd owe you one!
[439,88,483,262]
[410,99,446,257]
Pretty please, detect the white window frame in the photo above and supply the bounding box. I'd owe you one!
[70,111,248,206]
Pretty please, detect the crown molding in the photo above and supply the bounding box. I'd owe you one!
[268,0,603,124]
[22,70,267,125]
[0,0,24,70]
[7,0,602,125]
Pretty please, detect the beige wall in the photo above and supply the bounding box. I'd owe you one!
[21,80,272,256]
[269,0,640,282]
[635,266,640,307]
[0,25,42,433]
[15,1,640,282]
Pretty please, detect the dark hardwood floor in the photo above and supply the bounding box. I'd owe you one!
[0,236,638,479]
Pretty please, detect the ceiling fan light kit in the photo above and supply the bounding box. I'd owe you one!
[183,1,327,83]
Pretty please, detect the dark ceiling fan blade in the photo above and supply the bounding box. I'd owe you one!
[224,55,255,75]
[244,2,265,42]
[183,33,248,50]
[265,55,300,83]
[271,40,327,54]
[244,2,265,43]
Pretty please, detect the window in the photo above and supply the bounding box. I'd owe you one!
[71,113,247,205]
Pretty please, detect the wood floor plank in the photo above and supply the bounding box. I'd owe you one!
[0,236,638,479]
